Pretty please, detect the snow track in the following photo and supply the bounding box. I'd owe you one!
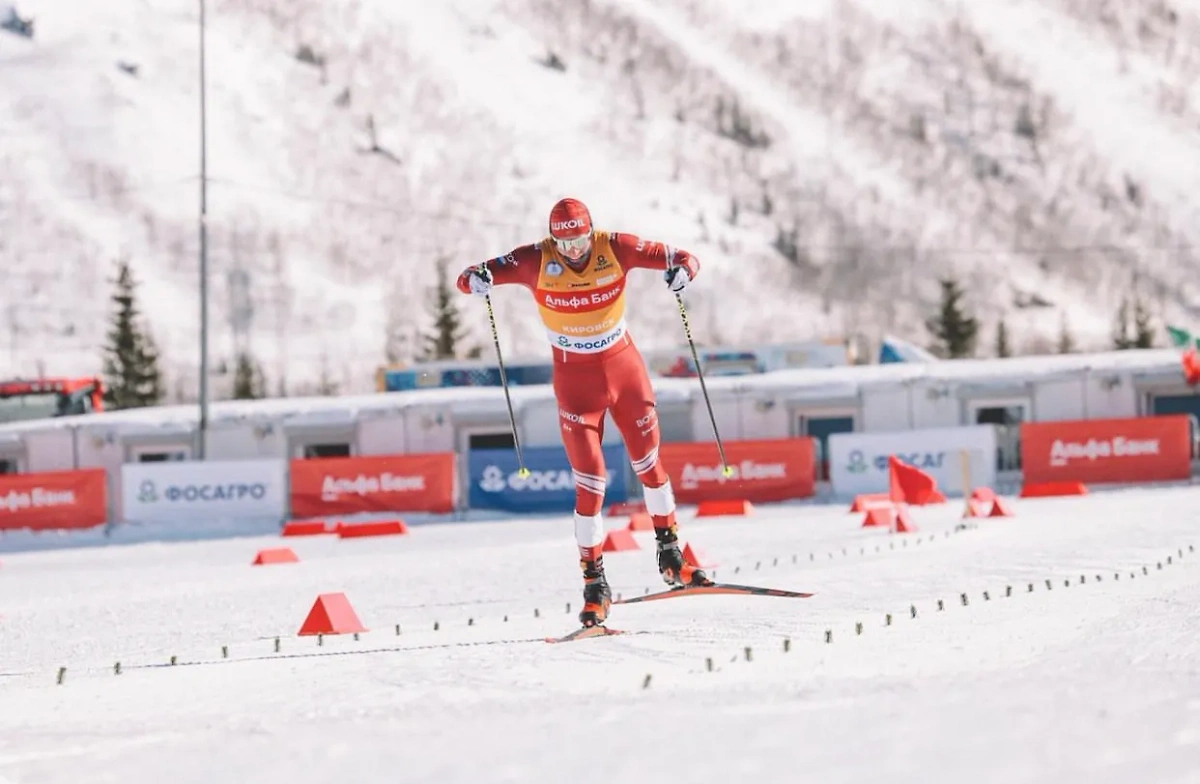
[2,487,1199,783]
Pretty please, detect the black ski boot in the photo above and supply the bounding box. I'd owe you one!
[655,526,713,587]
[578,557,612,627]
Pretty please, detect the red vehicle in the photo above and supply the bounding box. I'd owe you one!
[0,377,105,423]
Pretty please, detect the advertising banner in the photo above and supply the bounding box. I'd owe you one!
[0,468,108,531]
[468,445,629,513]
[658,438,816,504]
[827,426,997,498]
[290,452,456,518]
[121,459,287,524]
[1021,415,1191,485]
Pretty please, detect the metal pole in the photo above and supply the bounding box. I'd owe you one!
[198,0,210,458]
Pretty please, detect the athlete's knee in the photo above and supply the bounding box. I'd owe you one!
[573,467,607,517]
[629,444,669,487]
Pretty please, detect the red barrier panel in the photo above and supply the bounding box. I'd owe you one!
[290,453,455,518]
[0,469,107,531]
[659,438,815,504]
[1021,416,1191,485]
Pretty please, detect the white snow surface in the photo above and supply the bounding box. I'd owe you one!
[3,486,1200,783]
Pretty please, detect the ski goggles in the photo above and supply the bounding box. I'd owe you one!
[555,235,591,258]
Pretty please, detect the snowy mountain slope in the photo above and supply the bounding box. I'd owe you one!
[2,0,1199,395]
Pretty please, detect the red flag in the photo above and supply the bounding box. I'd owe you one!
[888,455,939,505]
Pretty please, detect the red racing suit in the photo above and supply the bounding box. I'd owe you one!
[456,231,700,551]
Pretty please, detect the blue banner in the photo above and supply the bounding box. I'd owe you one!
[468,445,629,513]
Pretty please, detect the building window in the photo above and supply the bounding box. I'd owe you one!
[301,442,351,459]
[132,446,191,463]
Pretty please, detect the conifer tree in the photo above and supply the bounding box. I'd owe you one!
[925,276,979,358]
[231,351,267,399]
[1131,293,1156,348]
[101,259,164,410]
[995,317,1011,358]
[1112,297,1134,350]
[419,258,469,360]
[1057,313,1077,354]
[1112,293,1156,350]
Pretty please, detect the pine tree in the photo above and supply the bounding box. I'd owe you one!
[1111,291,1156,350]
[231,351,267,399]
[1131,293,1156,348]
[419,258,468,361]
[925,276,979,358]
[1112,296,1134,349]
[101,259,164,410]
[995,318,1011,358]
[1057,313,1077,354]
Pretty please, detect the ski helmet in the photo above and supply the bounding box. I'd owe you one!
[548,198,593,261]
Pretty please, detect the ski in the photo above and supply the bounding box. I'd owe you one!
[544,625,625,644]
[613,582,815,605]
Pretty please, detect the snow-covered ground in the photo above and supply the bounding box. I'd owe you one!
[2,486,1198,783]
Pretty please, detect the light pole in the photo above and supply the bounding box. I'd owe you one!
[198,0,210,458]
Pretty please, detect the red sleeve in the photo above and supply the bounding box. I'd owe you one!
[608,232,700,279]
[455,244,542,293]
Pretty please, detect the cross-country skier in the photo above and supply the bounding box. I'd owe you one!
[457,197,713,627]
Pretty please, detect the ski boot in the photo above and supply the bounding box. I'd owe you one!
[578,557,612,628]
[655,525,713,587]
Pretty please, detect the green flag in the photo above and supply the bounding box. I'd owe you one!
[1167,325,1196,349]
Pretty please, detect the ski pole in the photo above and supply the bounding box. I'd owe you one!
[484,293,530,478]
[669,268,733,478]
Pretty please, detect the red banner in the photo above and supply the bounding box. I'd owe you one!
[0,469,108,531]
[289,453,456,518]
[1021,415,1192,485]
[659,438,815,504]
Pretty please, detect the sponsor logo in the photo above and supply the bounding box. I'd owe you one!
[561,319,616,336]
[595,274,618,286]
[595,255,612,270]
[320,473,426,501]
[872,451,946,471]
[559,409,586,424]
[542,287,621,311]
[495,252,518,266]
[555,325,625,352]
[137,480,268,503]
[635,411,656,428]
[551,218,587,232]
[0,486,78,512]
[546,261,564,277]
[479,465,615,493]
[138,480,158,502]
[1048,436,1160,467]
[568,281,591,288]
[679,460,787,490]
[846,450,868,474]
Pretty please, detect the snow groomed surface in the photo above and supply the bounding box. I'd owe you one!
[2,487,1198,783]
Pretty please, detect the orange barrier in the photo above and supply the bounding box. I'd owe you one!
[601,530,640,552]
[336,520,410,538]
[298,593,367,636]
[1020,481,1088,498]
[252,547,299,565]
[281,520,329,537]
[695,499,754,517]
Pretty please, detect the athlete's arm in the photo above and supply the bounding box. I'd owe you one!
[608,232,701,279]
[455,244,542,294]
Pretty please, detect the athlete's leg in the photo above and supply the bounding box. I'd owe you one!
[552,360,614,625]
[606,342,710,587]
[605,343,675,530]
